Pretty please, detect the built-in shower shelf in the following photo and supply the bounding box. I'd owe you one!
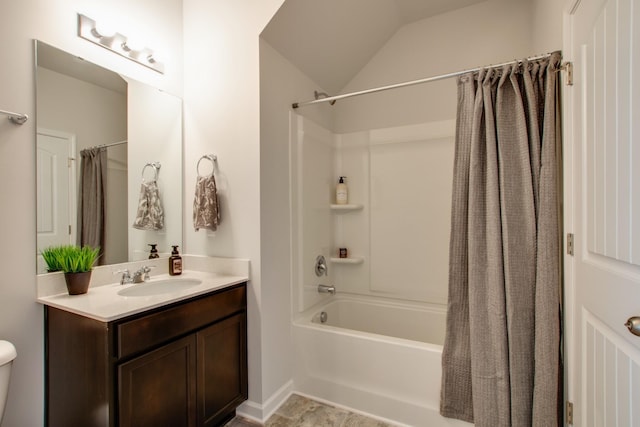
[330,257,364,264]
[330,204,363,211]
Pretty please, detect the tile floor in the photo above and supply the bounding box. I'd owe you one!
[225,394,395,427]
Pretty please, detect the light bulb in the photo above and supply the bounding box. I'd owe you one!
[122,37,145,52]
[147,51,162,64]
[93,21,116,38]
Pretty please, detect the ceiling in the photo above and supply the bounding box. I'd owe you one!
[261,0,488,94]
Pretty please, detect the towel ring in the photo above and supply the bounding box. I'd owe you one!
[197,154,217,177]
[142,162,161,181]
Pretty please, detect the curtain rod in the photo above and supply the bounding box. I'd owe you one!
[292,51,560,109]
[0,108,28,125]
[84,140,127,151]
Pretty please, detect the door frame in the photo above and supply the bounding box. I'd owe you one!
[562,0,578,421]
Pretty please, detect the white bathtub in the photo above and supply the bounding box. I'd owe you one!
[293,295,470,427]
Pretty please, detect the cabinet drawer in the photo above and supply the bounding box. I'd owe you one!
[116,284,246,359]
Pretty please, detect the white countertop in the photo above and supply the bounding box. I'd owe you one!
[37,270,248,322]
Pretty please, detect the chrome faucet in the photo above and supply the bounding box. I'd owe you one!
[114,266,154,285]
[132,266,154,283]
[115,269,133,285]
[317,284,335,295]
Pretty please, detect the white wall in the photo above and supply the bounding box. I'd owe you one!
[182,0,288,419]
[260,38,335,315]
[259,39,335,405]
[126,79,183,262]
[334,0,534,134]
[0,1,182,425]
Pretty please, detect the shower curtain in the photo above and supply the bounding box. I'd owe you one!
[440,52,562,427]
[78,147,107,264]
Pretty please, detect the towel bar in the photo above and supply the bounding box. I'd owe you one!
[0,109,28,125]
[141,162,161,181]
[197,154,217,177]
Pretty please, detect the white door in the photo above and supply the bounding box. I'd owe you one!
[565,0,640,425]
[36,130,76,273]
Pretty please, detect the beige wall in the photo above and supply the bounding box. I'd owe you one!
[531,0,565,53]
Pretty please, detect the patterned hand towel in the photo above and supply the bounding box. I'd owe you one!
[132,180,164,230]
[193,174,221,231]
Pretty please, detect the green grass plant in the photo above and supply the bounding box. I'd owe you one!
[41,245,70,272]
[41,245,100,273]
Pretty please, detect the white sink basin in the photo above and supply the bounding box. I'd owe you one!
[117,278,202,297]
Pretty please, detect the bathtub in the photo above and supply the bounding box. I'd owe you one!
[293,294,470,427]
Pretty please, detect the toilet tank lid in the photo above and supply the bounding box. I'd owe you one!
[0,341,16,365]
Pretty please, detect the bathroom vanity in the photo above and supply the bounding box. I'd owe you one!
[39,265,248,427]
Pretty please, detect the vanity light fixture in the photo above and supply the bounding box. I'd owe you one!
[77,13,164,74]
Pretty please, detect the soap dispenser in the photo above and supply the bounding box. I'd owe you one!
[169,245,182,276]
[148,244,159,259]
[336,176,348,205]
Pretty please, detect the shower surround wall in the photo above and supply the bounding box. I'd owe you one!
[292,115,455,311]
[291,116,460,425]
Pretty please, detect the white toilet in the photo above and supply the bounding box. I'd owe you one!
[0,341,16,424]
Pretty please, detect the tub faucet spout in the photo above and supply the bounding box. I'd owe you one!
[317,284,335,295]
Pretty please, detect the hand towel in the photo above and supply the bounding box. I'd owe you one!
[193,174,221,231]
[132,180,164,230]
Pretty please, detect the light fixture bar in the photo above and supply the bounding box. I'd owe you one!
[77,14,164,74]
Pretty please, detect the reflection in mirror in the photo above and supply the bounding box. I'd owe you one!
[35,41,183,274]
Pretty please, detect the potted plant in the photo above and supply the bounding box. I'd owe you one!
[43,245,100,295]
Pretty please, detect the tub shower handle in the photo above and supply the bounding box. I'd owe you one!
[315,255,328,277]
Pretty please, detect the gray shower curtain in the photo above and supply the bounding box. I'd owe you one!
[440,52,562,427]
[78,147,107,264]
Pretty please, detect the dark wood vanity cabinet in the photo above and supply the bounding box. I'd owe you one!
[45,283,248,427]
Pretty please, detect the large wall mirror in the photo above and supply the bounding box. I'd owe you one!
[35,41,183,274]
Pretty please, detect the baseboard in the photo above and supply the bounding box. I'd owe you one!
[236,380,293,423]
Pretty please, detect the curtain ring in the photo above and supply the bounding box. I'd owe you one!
[142,162,161,181]
[197,154,217,177]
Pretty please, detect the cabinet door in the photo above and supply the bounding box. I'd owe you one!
[197,313,248,427]
[118,334,197,427]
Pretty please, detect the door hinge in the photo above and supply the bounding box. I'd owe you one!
[561,61,574,86]
[566,401,574,425]
[567,233,574,256]
[69,225,72,235]
[68,157,75,168]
